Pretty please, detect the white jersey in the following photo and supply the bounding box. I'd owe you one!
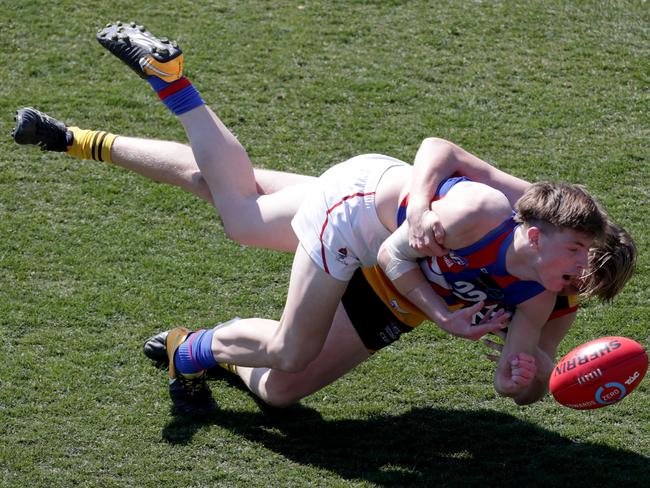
[291,154,409,281]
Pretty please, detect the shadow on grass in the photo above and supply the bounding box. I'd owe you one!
[162,390,650,487]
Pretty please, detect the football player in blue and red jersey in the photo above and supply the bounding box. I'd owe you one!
[11,23,635,413]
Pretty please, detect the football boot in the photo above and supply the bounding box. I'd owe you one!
[12,107,71,152]
[144,329,226,380]
[143,330,169,365]
[165,327,216,415]
[96,21,183,82]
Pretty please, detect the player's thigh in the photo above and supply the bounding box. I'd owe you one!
[257,183,316,221]
[271,246,349,367]
[217,182,314,252]
[254,183,317,251]
[254,169,317,194]
[264,303,370,402]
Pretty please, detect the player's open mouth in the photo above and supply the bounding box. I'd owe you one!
[562,274,572,283]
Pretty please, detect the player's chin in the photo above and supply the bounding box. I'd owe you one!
[545,275,572,293]
[559,284,581,295]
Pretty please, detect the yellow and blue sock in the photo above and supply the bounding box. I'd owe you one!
[174,328,218,375]
[147,76,204,116]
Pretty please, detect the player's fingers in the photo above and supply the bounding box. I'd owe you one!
[426,243,449,257]
[428,211,445,240]
[408,236,424,250]
[512,365,536,379]
[433,222,446,245]
[511,374,534,386]
[491,328,507,341]
[426,236,449,256]
[483,338,504,352]
[420,212,448,256]
[516,352,536,364]
[477,309,507,325]
[467,301,484,314]
[416,233,447,257]
[490,309,510,322]
[470,321,505,340]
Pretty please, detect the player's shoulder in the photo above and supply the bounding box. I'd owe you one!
[458,181,511,217]
[444,181,513,241]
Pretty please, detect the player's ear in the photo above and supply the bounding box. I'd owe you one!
[527,226,540,249]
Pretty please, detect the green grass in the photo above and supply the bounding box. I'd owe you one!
[1,1,649,486]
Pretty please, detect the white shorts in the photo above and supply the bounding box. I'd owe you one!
[291,154,409,281]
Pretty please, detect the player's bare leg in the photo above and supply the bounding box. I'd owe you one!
[97,22,352,412]
[12,108,316,252]
[112,135,315,200]
[113,126,314,251]
[144,303,371,408]
[96,22,311,251]
[209,247,349,369]
[161,245,348,411]
[236,303,371,407]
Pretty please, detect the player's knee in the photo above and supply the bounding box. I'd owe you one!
[274,353,313,374]
[260,385,303,408]
[267,343,315,374]
[221,220,255,246]
[188,171,213,204]
[220,210,265,247]
[420,137,455,156]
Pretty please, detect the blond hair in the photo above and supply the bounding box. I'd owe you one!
[582,220,636,302]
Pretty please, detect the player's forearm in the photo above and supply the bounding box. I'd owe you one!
[493,308,546,399]
[377,228,449,324]
[409,138,458,212]
[377,223,425,283]
[411,138,530,208]
[403,279,451,326]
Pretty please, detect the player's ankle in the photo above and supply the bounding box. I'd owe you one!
[66,127,117,163]
[147,76,204,116]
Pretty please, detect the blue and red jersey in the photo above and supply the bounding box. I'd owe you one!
[397,177,562,323]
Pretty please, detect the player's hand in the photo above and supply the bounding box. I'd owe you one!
[438,301,509,341]
[486,337,554,383]
[407,206,448,257]
[510,352,537,386]
[495,352,537,395]
[483,329,506,363]
[532,347,555,381]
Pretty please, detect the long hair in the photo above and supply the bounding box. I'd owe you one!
[582,220,636,302]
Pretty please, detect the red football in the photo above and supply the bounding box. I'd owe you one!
[549,336,648,410]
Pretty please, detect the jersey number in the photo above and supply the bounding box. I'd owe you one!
[451,281,488,302]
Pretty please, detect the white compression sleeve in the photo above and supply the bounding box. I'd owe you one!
[380,221,425,280]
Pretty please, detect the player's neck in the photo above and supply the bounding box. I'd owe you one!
[505,225,541,282]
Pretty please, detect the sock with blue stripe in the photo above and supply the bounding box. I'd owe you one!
[147,76,204,116]
[174,328,218,375]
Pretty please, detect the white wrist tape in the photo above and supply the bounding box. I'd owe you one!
[381,222,424,280]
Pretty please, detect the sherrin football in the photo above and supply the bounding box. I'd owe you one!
[549,336,648,410]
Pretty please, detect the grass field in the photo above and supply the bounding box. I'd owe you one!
[1,1,649,486]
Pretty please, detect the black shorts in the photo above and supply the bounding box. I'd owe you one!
[341,268,577,352]
[341,269,414,352]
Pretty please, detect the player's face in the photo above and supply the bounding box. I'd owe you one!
[535,229,593,293]
[559,274,585,296]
